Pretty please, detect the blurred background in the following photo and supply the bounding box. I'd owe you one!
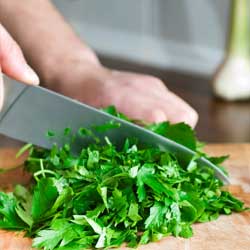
[54,0,229,75]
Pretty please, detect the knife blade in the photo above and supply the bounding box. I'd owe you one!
[0,76,230,184]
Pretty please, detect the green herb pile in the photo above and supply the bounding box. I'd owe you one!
[0,107,246,250]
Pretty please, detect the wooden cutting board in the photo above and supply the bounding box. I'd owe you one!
[0,144,249,250]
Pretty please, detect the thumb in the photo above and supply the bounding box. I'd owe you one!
[0,24,39,85]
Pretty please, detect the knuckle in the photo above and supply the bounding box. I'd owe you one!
[146,75,164,85]
[190,109,199,126]
[132,75,166,91]
[182,109,198,127]
[150,109,167,123]
[145,76,168,91]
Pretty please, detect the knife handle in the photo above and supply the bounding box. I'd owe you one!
[0,75,28,123]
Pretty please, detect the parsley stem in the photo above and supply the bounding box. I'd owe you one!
[34,169,58,180]
[28,157,48,162]
[40,159,46,178]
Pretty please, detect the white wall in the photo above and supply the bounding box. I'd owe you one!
[53,0,232,75]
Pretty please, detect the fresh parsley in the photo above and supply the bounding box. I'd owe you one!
[0,106,246,249]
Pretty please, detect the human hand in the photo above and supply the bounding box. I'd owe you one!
[45,60,198,128]
[0,1,197,127]
[100,69,198,127]
[0,24,39,110]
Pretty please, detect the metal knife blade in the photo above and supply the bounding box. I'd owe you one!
[0,76,230,184]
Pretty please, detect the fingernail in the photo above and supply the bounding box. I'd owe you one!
[153,110,167,123]
[24,64,40,85]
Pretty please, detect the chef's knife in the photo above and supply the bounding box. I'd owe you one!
[0,76,230,184]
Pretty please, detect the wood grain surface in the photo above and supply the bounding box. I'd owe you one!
[0,144,249,250]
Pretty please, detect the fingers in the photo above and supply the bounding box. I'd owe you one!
[161,91,198,128]
[111,70,169,95]
[129,74,198,127]
[0,24,39,85]
[112,90,198,127]
[148,91,198,128]
[138,78,198,127]
[111,92,169,124]
[105,72,198,128]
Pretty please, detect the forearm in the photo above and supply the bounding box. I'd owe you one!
[0,0,99,86]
